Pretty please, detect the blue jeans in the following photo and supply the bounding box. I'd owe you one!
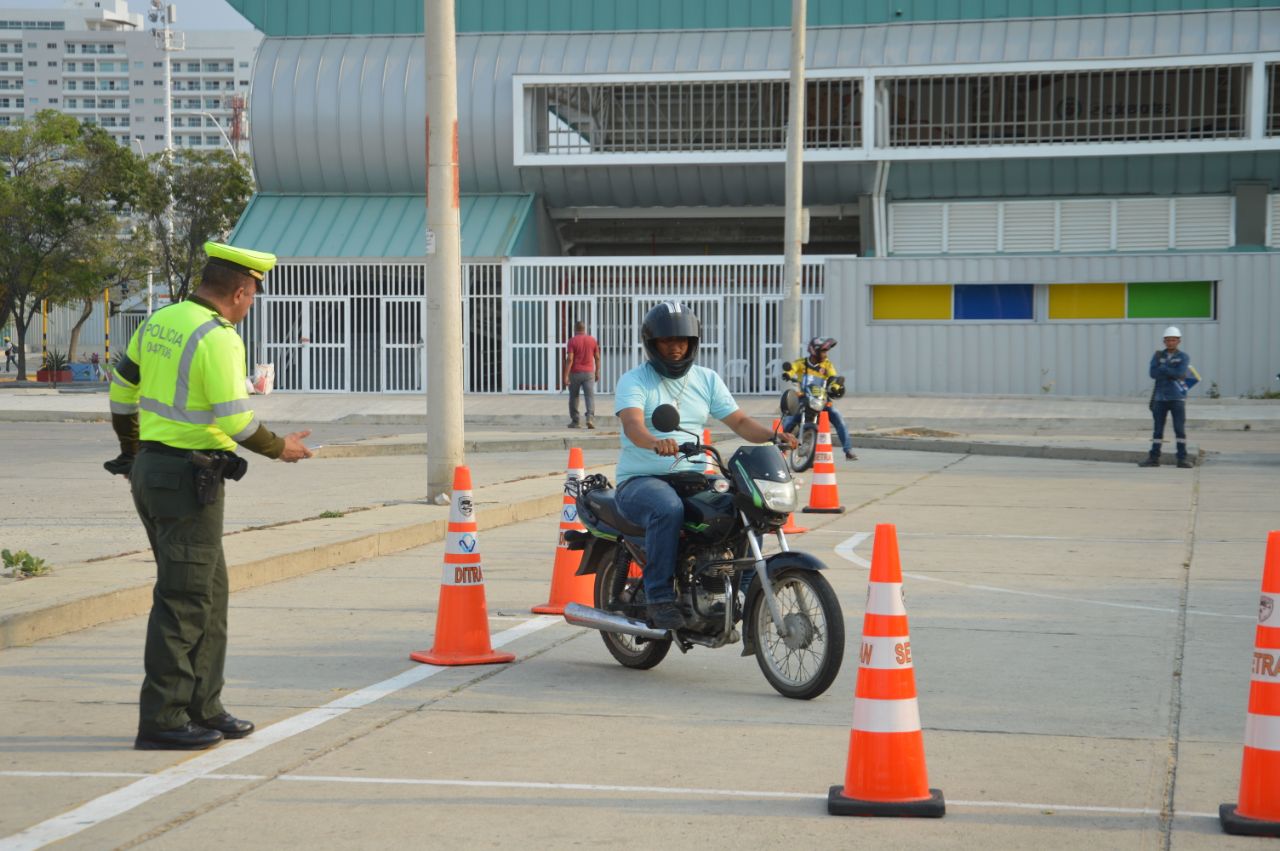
[783,406,851,454]
[1149,399,1187,460]
[614,476,683,605]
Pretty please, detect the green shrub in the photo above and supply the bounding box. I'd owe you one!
[2,549,50,578]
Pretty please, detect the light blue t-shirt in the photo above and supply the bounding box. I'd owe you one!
[614,362,738,483]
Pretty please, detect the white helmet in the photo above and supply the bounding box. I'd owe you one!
[1162,326,1182,339]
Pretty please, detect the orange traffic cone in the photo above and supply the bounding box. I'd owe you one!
[1221,529,1280,836]
[803,410,845,514]
[532,448,594,615]
[702,428,716,475]
[771,418,808,533]
[829,524,944,817]
[410,466,515,667]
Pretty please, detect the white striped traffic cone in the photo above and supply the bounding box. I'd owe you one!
[1221,530,1280,836]
[829,523,944,817]
[803,410,845,514]
[410,466,515,667]
[532,447,594,614]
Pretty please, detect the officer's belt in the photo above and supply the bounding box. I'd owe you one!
[139,441,217,458]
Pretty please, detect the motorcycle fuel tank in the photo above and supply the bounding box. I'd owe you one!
[682,489,738,543]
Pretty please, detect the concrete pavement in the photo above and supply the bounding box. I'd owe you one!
[1,432,1277,848]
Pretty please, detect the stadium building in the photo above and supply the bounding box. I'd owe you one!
[223,0,1280,397]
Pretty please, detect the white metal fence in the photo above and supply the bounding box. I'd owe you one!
[245,257,827,394]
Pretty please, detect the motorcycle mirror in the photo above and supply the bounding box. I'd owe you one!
[780,388,802,416]
[651,403,681,433]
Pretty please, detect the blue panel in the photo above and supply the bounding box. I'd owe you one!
[954,284,1035,320]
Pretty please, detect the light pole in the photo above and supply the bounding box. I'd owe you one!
[780,0,807,369]
[423,0,465,501]
[199,111,238,161]
[131,138,155,315]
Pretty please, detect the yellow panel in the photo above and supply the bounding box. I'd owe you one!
[1048,283,1125,319]
[872,285,952,321]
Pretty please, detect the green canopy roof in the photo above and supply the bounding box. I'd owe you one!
[228,193,537,259]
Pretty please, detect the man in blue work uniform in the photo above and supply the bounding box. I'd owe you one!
[1139,326,1195,469]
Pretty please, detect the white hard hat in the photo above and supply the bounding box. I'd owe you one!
[1162,326,1182,338]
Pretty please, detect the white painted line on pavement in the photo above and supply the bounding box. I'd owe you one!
[0,616,560,851]
[834,532,1251,620]
[0,770,1223,820]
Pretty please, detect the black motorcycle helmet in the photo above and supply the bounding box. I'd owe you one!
[642,301,701,379]
[807,336,837,365]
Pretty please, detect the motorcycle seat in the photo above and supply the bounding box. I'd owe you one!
[581,489,646,537]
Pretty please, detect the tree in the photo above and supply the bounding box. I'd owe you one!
[65,226,156,364]
[139,149,253,302]
[0,111,145,380]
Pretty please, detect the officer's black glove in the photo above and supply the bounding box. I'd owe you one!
[103,453,135,478]
[827,375,846,399]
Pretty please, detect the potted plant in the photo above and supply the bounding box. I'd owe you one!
[36,349,73,384]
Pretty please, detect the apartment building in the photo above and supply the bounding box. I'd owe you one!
[0,0,260,155]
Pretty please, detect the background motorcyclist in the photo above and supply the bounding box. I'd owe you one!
[782,336,856,460]
[613,301,796,630]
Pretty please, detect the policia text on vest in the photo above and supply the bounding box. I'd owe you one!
[106,241,314,752]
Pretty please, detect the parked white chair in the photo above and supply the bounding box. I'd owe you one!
[725,358,751,393]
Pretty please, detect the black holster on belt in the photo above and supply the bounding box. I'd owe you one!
[189,450,249,505]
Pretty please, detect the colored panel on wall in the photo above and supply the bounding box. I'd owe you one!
[953,284,1034,320]
[872,285,952,320]
[1127,281,1214,319]
[1049,283,1126,319]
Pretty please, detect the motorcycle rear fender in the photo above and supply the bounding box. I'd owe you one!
[574,534,622,576]
[740,551,828,656]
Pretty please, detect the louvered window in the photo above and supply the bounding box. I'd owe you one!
[1115,199,1171,251]
[1269,195,1280,247]
[946,203,999,253]
[1002,202,1056,252]
[1058,201,1113,253]
[889,204,944,254]
[1173,197,1233,249]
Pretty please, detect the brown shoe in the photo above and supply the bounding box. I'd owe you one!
[587,418,596,429]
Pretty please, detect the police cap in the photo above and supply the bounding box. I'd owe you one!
[204,241,277,292]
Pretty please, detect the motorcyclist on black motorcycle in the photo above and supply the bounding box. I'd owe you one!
[781,336,855,460]
[613,301,797,630]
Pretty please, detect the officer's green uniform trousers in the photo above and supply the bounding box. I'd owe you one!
[131,449,228,731]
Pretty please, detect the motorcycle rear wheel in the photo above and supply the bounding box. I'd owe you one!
[789,425,817,473]
[748,568,844,700]
[595,549,671,669]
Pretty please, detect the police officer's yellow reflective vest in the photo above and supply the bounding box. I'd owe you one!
[109,300,257,450]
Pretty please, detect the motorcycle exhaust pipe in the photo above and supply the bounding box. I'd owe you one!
[563,602,669,640]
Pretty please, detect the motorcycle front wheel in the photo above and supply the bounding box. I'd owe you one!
[789,425,817,473]
[595,548,671,670]
[748,567,844,700]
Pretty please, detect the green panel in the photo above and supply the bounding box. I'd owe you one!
[228,193,538,258]
[1126,281,1214,319]
[226,0,1273,35]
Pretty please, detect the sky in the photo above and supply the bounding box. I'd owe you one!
[15,0,253,30]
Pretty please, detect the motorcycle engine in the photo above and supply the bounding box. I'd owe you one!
[682,571,730,633]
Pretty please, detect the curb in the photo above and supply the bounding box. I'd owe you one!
[851,434,1198,465]
[0,485,571,651]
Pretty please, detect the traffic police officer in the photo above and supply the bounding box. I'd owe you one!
[108,241,312,750]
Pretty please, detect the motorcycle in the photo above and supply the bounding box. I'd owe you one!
[562,402,845,700]
[780,371,835,473]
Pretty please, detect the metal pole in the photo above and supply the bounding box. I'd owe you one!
[146,269,154,316]
[103,288,110,371]
[780,0,807,364]
[424,0,465,500]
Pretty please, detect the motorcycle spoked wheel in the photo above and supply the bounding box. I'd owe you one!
[594,548,671,669]
[748,568,845,700]
[789,425,817,473]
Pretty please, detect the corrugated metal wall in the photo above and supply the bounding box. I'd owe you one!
[227,0,1276,37]
[826,253,1280,397]
[249,10,1280,207]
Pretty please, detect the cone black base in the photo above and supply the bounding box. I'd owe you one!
[1220,804,1280,837]
[827,787,945,818]
[803,506,845,514]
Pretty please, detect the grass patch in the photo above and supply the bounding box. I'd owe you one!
[2,549,50,578]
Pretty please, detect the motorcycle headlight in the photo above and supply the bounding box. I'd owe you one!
[754,478,799,514]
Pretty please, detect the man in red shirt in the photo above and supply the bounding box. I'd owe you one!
[563,320,601,429]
